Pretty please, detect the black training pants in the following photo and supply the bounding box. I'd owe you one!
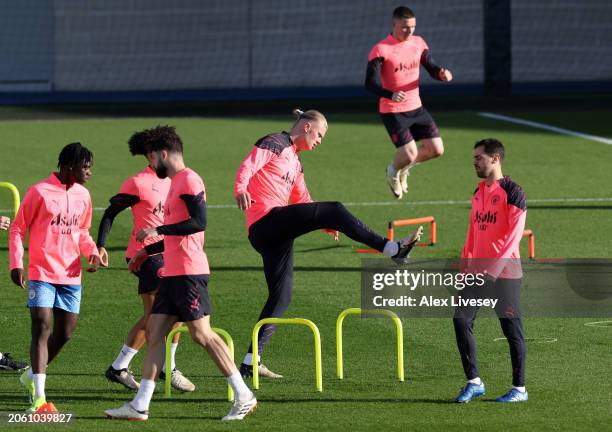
[247,201,388,354]
[453,278,526,387]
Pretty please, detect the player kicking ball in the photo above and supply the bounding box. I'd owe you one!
[9,143,101,413]
[105,126,256,421]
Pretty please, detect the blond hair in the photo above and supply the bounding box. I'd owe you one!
[292,108,328,130]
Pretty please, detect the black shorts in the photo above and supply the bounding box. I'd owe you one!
[127,254,164,295]
[151,275,211,322]
[380,107,440,148]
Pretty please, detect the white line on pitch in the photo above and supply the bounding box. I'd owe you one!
[478,112,612,145]
[2,197,612,214]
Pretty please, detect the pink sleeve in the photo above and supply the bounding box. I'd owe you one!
[289,170,312,204]
[119,176,139,196]
[79,196,99,258]
[185,173,206,199]
[461,216,474,259]
[9,188,37,270]
[488,207,527,278]
[367,44,382,61]
[420,37,429,51]
[234,146,274,196]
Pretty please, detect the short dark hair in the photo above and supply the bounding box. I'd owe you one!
[393,6,415,19]
[474,138,505,161]
[147,126,183,154]
[57,142,93,169]
[128,129,155,156]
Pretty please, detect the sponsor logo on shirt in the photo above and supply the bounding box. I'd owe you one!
[474,210,497,231]
[50,212,81,235]
[152,201,163,216]
[394,60,419,73]
[281,171,296,191]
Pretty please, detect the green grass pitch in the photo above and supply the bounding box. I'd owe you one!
[0,107,611,431]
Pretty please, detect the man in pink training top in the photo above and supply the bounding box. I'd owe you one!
[365,6,452,199]
[96,127,194,392]
[104,126,256,421]
[234,109,423,379]
[454,138,528,403]
[9,143,101,413]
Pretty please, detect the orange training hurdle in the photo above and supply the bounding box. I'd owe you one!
[356,216,436,253]
[522,229,535,259]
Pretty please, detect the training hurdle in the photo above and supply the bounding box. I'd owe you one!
[252,318,322,392]
[523,229,535,259]
[164,326,235,401]
[356,216,436,253]
[0,182,20,217]
[336,308,404,382]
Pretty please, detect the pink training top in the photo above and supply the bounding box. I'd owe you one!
[162,168,209,276]
[368,34,429,113]
[120,166,170,258]
[234,132,312,231]
[9,173,99,285]
[461,177,527,279]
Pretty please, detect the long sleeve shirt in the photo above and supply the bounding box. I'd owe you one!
[461,176,527,279]
[9,173,99,285]
[234,132,312,231]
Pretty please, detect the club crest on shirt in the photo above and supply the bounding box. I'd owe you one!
[490,194,501,206]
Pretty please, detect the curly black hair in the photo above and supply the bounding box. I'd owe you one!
[147,125,183,154]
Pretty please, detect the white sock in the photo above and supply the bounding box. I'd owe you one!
[33,374,46,400]
[387,164,399,178]
[227,371,253,402]
[27,368,34,380]
[242,353,260,366]
[468,377,482,385]
[112,344,138,370]
[383,241,399,257]
[513,386,526,393]
[131,379,156,411]
[0,352,3,360]
[162,343,179,372]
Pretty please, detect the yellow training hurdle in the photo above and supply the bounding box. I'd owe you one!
[0,182,20,217]
[336,308,404,382]
[252,317,322,392]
